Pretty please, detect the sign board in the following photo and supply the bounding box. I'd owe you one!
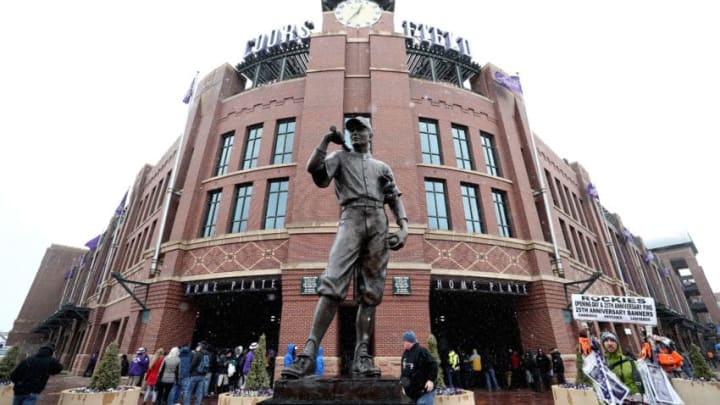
[185,277,279,296]
[571,294,657,325]
[392,276,411,295]
[433,277,528,295]
[301,276,320,295]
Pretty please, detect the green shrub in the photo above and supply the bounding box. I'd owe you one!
[689,343,716,380]
[574,347,592,386]
[89,342,121,390]
[244,334,270,390]
[427,334,445,389]
[0,346,21,382]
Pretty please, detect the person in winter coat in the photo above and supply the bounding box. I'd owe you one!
[242,342,257,380]
[550,348,565,384]
[144,348,165,404]
[536,348,552,391]
[120,354,130,377]
[400,331,438,405]
[10,344,63,405]
[315,346,325,376]
[283,344,296,368]
[601,331,641,395]
[185,341,210,405]
[156,347,180,405]
[168,345,192,405]
[129,347,150,386]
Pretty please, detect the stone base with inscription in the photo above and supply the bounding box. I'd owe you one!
[261,377,412,404]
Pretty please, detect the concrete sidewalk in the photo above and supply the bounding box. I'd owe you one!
[38,375,555,405]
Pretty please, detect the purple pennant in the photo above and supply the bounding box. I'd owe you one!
[64,268,74,280]
[85,234,101,250]
[114,191,128,216]
[182,75,196,104]
[493,71,523,94]
[586,183,599,200]
[621,228,633,243]
[643,251,654,263]
[662,266,670,278]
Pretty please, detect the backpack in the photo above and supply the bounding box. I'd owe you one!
[196,353,210,374]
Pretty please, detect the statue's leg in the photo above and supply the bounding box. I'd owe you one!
[280,296,340,379]
[352,303,381,377]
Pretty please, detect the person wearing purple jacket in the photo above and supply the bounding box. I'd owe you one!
[242,342,258,381]
[128,347,149,386]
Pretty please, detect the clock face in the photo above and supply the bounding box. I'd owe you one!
[334,0,382,28]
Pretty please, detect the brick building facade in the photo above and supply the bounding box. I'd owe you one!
[10,1,717,378]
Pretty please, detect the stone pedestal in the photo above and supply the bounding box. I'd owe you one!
[262,377,412,404]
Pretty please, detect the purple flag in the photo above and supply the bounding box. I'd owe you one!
[114,191,128,216]
[662,266,671,278]
[182,75,196,104]
[64,268,74,280]
[621,228,633,243]
[643,251,654,263]
[79,253,87,265]
[493,71,523,94]
[587,183,599,200]
[85,234,101,250]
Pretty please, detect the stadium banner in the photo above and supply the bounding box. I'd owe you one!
[571,294,657,325]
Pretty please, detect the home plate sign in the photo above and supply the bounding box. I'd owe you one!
[571,294,657,325]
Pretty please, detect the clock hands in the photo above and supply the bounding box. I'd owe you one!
[348,3,363,24]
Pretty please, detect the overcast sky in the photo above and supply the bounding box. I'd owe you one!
[1,0,718,332]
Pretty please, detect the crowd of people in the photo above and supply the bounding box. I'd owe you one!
[121,339,276,405]
[434,345,567,394]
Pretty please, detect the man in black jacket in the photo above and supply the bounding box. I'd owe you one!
[10,343,63,405]
[400,331,438,405]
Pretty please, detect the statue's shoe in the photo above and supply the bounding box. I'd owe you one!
[352,354,381,378]
[280,354,316,379]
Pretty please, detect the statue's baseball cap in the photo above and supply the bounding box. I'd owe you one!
[346,116,372,132]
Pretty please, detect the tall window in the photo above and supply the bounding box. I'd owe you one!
[419,119,442,164]
[481,132,501,176]
[242,125,263,169]
[201,190,222,237]
[230,184,253,233]
[215,131,235,176]
[460,183,483,233]
[264,179,288,229]
[425,179,449,230]
[492,189,512,237]
[452,125,473,169]
[272,119,295,164]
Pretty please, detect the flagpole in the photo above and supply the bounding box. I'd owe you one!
[79,238,102,304]
[592,195,628,296]
[150,71,198,277]
[97,192,128,298]
[506,72,564,277]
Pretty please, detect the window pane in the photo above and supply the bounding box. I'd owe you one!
[201,190,222,237]
[215,132,235,176]
[265,179,289,229]
[492,189,512,238]
[425,180,449,230]
[419,120,442,165]
[481,132,501,177]
[242,126,263,169]
[273,119,295,164]
[461,184,483,233]
[452,126,473,170]
[230,184,252,233]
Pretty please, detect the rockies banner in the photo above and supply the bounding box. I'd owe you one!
[572,294,657,325]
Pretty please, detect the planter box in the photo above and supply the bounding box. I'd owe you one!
[56,386,141,405]
[0,384,12,405]
[218,392,272,405]
[435,389,475,405]
[551,385,597,405]
[671,378,720,405]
